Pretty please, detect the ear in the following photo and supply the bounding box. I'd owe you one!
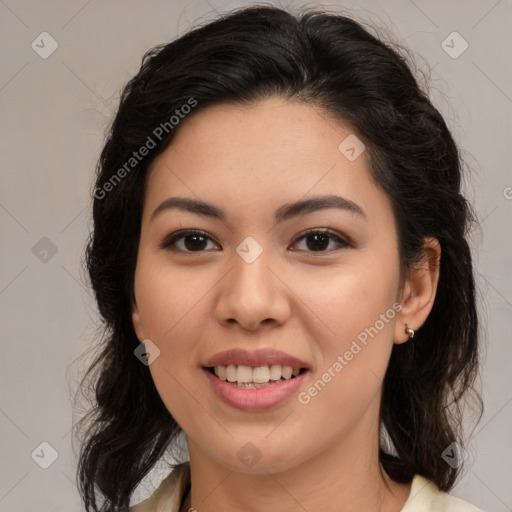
[131,298,145,342]
[394,237,441,344]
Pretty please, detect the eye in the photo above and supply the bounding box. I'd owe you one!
[160,230,219,253]
[291,229,351,253]
[160,228,351,254]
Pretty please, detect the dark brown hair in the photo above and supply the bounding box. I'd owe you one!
[75,5,482,511]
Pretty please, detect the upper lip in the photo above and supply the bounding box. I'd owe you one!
[203,348,310,369]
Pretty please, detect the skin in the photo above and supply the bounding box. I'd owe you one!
[131,97,441,512]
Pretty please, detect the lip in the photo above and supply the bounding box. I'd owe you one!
[204,368,309,411]
[203,348,310,369]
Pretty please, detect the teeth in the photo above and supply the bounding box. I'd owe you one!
[281,366,293,379]
[211,364,302,386]
[236,365,253,383]
[225,364,237,382]
[216,365,226,380]
[269,364,282,381]
[253,365,270,383]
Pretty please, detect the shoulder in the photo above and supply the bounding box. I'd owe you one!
[401,475,485,512]
[129,462,190,512]
[128,467,484,512]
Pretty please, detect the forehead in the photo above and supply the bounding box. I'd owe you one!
[143,97,392,229]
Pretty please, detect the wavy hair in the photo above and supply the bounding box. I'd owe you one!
[75,5,482,511]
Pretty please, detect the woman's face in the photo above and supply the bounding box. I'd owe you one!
[131,97,410,474]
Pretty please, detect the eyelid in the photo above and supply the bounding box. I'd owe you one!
[160,228,352,253]
[293,228,352,251]
[159,229,219,252]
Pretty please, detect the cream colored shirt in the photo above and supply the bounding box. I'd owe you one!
[129,462,484,512]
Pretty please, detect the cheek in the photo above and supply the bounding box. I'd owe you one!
[299,260,399,349]
[294,257,399,408]
[133,258,208,411]
[134,253,210,344]
[295,292,397,444]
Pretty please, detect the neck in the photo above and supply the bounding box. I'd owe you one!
[182,420,411,512]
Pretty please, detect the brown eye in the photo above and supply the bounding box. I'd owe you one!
[160,230,219,253]
[291,229,351,253]
[160,228,351,255]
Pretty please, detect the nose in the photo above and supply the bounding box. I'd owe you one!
[214,246,291,332]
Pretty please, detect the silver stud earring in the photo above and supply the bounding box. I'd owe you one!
[405,324,415,339]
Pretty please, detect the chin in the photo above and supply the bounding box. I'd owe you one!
[206,437,310,475]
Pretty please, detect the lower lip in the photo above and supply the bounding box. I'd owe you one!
[204,369,308,411]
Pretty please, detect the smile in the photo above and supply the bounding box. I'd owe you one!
[208,364,305,388]
[203,366,310,411]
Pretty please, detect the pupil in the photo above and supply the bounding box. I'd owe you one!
[185,234,207,251]
[183,233,329,252]
[307,233,329,251]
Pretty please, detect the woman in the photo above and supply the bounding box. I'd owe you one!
[76,5,484,511]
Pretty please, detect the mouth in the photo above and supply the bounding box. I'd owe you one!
[202,349,311,411]
[205,364,309,388]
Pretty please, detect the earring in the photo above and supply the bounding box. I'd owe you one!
[405,324,415,339]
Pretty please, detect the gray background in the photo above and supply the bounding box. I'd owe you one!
[0,0,511,510]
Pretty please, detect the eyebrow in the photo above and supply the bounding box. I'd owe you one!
[150,194,367,223]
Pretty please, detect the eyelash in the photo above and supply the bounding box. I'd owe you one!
[160,228,352,255]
